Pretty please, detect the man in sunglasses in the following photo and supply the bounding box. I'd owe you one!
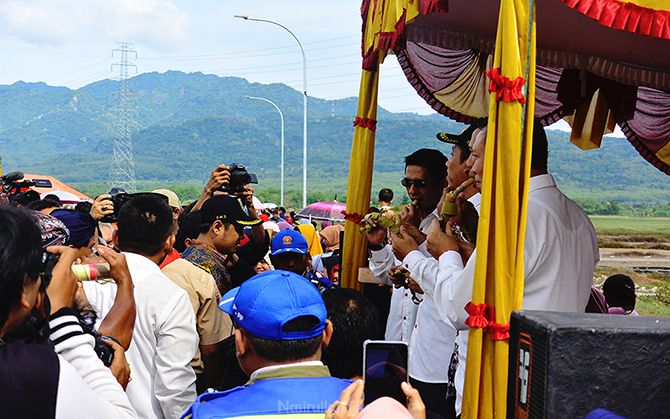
[367,148,458,418]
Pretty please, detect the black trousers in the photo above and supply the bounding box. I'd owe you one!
[409,377,456,419]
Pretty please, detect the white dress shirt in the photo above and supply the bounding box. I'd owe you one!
[83,252,199,419]
[401,218,456,383]
[369,209,438,343]
[435,176,599,413]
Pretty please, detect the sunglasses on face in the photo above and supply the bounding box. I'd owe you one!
[401,178,429,188]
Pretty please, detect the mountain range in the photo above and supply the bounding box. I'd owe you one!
[0,71,667,205]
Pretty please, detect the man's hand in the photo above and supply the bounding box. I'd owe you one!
[426,219,458,259]
[204,165,231,196]
[402,224,426,246]
[400,204,421,228]
[97,246,132,286]
[45,246,82,314]
[90,194,114,221]
[401,381,426,419]
[238,184,255,208]
[103,338,132,390]
[325,380,363,419]
[390,226,419,261]
[193,165,232,211]
[366,226,387,248]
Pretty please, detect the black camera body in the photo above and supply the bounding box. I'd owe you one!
[94,338,115,367]
[220,163,258,193]
[99,187,132,223]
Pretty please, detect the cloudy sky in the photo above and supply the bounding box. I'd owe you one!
[0,0,434,112]
[0,0,620,134]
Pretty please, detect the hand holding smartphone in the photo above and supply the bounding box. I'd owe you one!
[362,340,409,406]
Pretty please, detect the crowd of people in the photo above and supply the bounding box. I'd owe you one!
[0,120,640,419]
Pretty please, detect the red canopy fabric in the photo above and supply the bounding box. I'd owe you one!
[385,0,670,175]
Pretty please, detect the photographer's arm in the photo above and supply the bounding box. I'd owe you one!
[239,185,265,244]
[193,165,230,211]
[46,247,137,419]
[96,247,136,350]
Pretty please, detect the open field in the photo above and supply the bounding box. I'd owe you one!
[594,216,670,317]
[590,215,670,238]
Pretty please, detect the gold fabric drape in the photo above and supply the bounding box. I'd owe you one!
[341,70,380,290]
[462,0,536,417]
[341,0,420,289]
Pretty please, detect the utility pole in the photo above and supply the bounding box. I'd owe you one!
[109,42,138,192]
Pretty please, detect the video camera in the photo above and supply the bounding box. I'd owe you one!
[1,171,53,203]
[219,163,258,194]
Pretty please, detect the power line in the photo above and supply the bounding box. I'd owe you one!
[44,58,112,83]
[139,41,359,62]
[139,35,358,60]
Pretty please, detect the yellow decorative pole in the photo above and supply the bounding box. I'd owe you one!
[462,0,536,417]
[341,70,380,290]
[341,0,420,289]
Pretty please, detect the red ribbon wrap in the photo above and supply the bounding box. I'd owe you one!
[353,117,377,131]
[464,302,489,329]
[486,68,527,104]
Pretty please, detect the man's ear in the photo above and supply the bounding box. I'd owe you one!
[112,229,119,248]
[321,319,334,349]
[236,328,249,358]
[164,234,176,255]
[211,220,223,237]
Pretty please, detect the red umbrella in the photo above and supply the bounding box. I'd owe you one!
[295,201,347,222]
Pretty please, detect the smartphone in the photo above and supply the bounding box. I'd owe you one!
[362,340,409,405]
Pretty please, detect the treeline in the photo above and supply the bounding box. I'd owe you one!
[575,199,670,217]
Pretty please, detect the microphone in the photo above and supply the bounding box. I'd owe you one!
[1,171,24,182]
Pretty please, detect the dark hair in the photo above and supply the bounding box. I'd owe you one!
[378,188,394,203]
[74,201,93,214]
[531,118,548,171]
[27,199,61,211]
[603,274,636,311]
[43,194,62,205]
[173,209,202,253]
[245,316,323,362]
[321,288,382,378]
[0,206,43,329]
[404,148,447,187]
[117,195,173,256]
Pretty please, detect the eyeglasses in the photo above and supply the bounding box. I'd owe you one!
[401,178,429,188]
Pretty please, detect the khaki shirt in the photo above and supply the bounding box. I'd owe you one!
[162,258,233,373]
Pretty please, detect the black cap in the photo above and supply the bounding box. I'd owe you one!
[436,124,479,150]
[201,195,261,227]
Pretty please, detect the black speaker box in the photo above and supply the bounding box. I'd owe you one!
[507,310,670,419]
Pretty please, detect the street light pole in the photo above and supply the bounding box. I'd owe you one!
[234,15,308,209]
[246,96,285,207]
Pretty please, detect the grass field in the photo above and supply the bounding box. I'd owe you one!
[590,215,670,238]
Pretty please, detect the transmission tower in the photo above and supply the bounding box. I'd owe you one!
[109,42,138,192]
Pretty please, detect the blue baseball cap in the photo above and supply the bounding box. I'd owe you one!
[218,270,327,341]
[270,229,308,256]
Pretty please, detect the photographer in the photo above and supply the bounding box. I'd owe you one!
[184,165,268,288]
[0,205,136,418]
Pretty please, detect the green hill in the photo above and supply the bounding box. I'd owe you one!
[0,71,667,207]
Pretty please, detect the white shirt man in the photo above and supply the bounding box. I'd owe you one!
[434,175,599,413]
[84,252,199,419]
